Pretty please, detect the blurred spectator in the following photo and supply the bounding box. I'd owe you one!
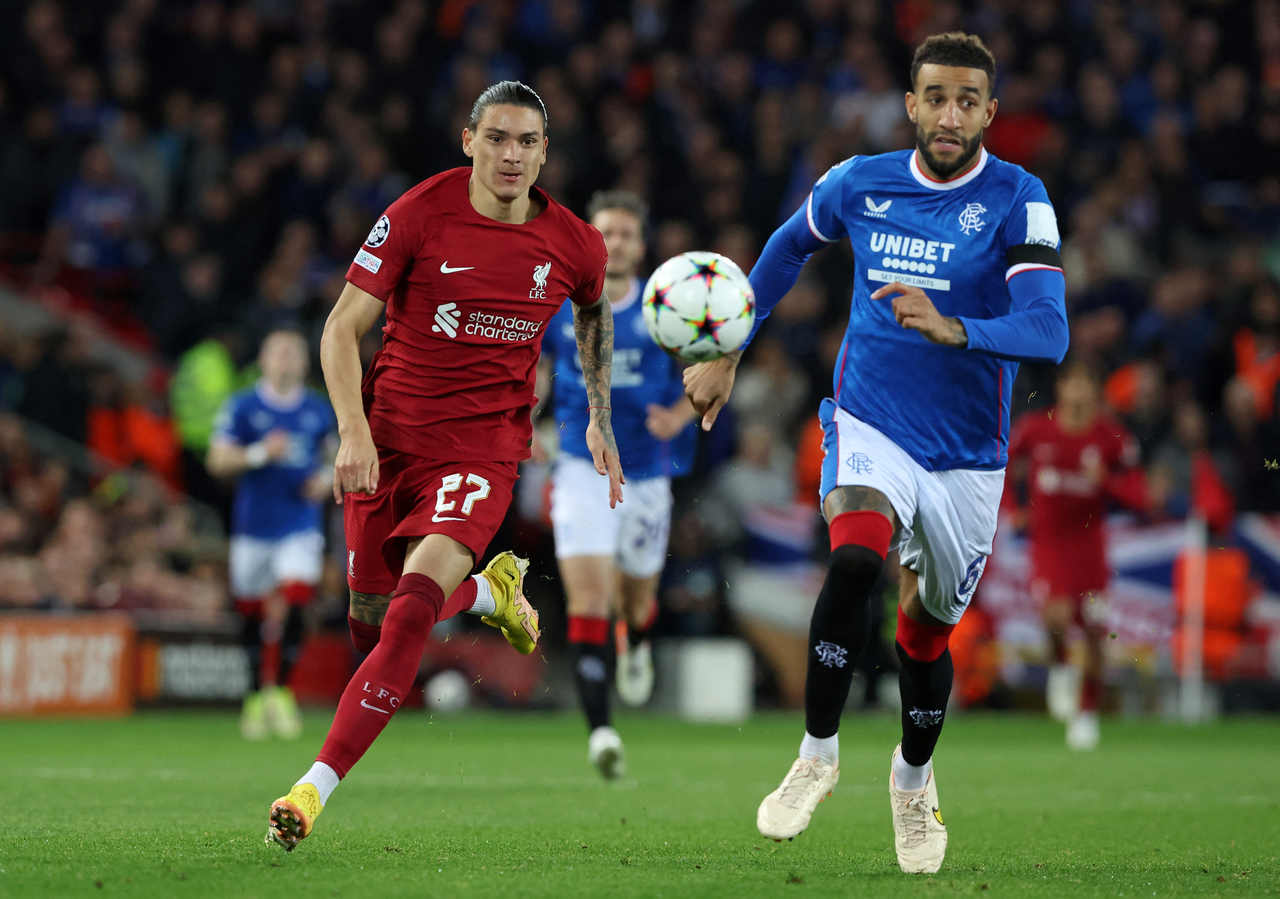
[35,143,147,293]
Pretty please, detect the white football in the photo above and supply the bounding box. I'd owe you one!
[424,669,470,713]
[641,251,756,362]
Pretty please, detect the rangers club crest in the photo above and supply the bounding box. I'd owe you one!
[814,640,848,668]
[957,203,986,235]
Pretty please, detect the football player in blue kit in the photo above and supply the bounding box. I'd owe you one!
[540,190,696,778]
[684,33,1069,872]
[209,329,337,740]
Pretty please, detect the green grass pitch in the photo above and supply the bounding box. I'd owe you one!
[3,710,1277,897]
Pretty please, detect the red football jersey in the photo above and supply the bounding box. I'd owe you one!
[1007,410,1142,596]
[345,168,607,462]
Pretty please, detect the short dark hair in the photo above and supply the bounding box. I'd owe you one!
[585,190,648,231]
[910,32,997,93]
[468,81,549,134]
[1056,355,1099,384]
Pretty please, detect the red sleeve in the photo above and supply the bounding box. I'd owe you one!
[345,194,424,301]
[1103,421,1149,512]
[1191,450,1235,533]
[570,224,607,306]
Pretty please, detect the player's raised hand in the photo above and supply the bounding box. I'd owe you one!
[263,429,292,461]
[871,281,968,348]
[332,426,379,504]
[586,415,625,508]
[683,355,739,431]
[645,402,694,440]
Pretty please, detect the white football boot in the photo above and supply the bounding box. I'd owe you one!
[616,639,655,707]
[756,757,839,841]
[890,745,947,874]
[588,725,625,780]
[1066,710,1100,751]
[1046,664,1079,722]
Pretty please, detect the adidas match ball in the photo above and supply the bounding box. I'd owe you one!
[641,251,755,363]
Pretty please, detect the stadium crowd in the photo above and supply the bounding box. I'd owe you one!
[0,0,1278,691]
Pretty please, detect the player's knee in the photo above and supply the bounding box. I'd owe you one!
[827,543,885,600]
[348,615,381,654]
[1042,600,1073,633]
[895,606,954,663]
[566,591,611,620]
[829,509,893,556]
[279,580,314,606]
[234,597,264,620]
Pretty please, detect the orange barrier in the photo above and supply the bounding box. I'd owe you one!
[1173,548,1253,630]
[0,614,135,715]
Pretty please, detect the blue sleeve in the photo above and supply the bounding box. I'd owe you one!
[958,269,1069,363]
[956,176,1068,364]
[743,159,853,349]
[212,395,249,445]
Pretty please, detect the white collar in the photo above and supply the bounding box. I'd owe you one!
[909,145,989,191]
[256,382,305,411]
[610,277,641,312]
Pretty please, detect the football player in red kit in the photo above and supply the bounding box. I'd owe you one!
[1007,359,1146,750]
[266,81,624,851]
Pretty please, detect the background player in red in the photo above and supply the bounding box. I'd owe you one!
[1007,359,1147,750]
[265,81,625,851]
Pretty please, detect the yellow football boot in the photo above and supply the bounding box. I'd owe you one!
[479,551,540,654]
[265,783,324,852]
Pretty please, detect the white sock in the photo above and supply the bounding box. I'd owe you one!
[799,731,838,766]
[467,574,496,616]
[296,761,340,805]
[892,749,931,792]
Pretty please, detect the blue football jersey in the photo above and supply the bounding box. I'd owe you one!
[213,386,337,539]
[803,147,1064,471]
[543,278,695,479]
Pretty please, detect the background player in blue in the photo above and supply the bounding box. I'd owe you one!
[684,34,1068,873]
[209,329,338,741]
[539,190,695,778]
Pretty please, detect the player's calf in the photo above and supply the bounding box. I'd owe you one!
[803,510,893,752]
[894,606,954,770]
[348,590,392,653]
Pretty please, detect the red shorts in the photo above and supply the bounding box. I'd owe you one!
[1030,561,1109,628]
[343,449,518,595]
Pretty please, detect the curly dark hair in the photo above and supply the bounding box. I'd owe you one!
[910,33,997,93]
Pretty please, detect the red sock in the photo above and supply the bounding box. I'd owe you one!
[348,616,381,654]
[317,573,445,777]
[439,576,478,621]
[1080,673,1100,712]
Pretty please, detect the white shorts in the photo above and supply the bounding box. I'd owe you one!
[229,531,325,598]
[818,399,1004,624]
[550,455,673,578]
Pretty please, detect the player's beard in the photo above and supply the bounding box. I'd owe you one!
[916,126,983,179]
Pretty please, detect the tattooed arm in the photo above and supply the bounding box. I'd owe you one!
[572,290,626,507]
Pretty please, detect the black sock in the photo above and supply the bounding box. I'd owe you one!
[572,641,612,730]
[240,613,263,692]
[896,644,953,766]
[804,544,884,738]
[278,605,305,687]
[628,609,656,650]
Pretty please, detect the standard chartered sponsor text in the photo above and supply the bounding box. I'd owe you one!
[465,310,543,341]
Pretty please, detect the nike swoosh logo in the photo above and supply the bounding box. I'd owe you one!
[440,262,474,273]
[432,515,466,522]
[359,699,390,714]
